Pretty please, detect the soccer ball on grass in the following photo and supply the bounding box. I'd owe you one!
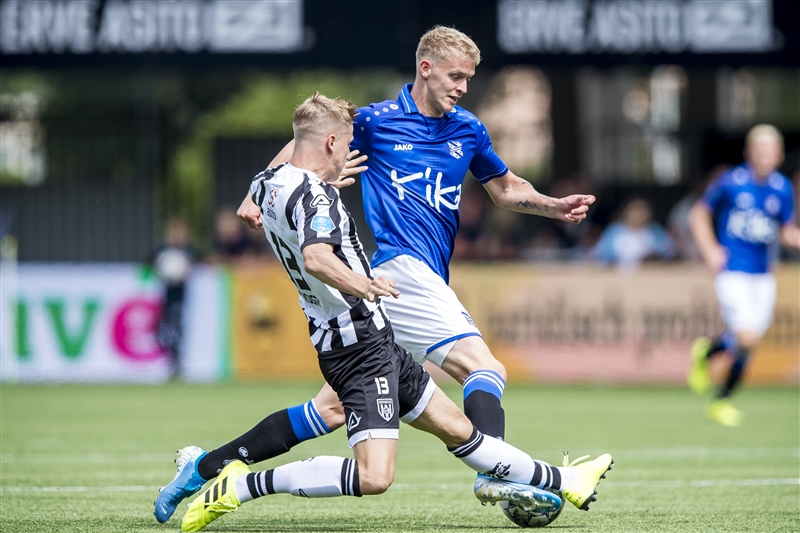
[499,490,563,528]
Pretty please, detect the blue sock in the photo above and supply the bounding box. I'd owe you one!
[287,400,332,441]
[463,370,506,440]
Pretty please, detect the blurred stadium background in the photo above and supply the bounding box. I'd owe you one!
[1,2,799,532]
[0,0,798,387]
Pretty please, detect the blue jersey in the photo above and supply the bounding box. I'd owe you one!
[701,164,795,274]
[351,84,508,283]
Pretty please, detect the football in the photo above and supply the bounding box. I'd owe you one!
[499,491,563,528]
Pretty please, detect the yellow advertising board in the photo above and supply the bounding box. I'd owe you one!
[230,263,319,380]
[230,262,799,385]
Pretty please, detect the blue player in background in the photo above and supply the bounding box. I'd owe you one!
[688,124,800,427]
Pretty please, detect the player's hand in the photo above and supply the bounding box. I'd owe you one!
[237,194,263,230]
[330,150,368,189]
[363,276,399,302]
[554,194,596,224]
[703,244,728,273]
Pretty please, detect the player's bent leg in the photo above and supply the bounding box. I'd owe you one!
[314,382,346,429]
[440,336,507,384]
[440,336,507,440]
[408,387,562,512]
[352,436,398,495]
[181,443,385,533]
[195,384,343,481]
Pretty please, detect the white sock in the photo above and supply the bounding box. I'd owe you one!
[449,430,535,483]
[235,456,360,501]
[449,429,569,490]
[556,467,576,490]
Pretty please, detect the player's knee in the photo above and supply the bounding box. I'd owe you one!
[358,468,395,495]
[735,331,759,350]
[444,344,507,383]
[319,402,345,431]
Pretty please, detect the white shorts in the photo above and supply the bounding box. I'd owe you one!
[714,271,776,337]
[372,255,482,367]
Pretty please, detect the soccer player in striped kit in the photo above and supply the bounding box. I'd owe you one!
[167,93,610,532]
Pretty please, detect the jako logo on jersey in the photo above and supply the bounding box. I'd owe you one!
[311,194,332,207]
[394,143,413,151]
[377,399,394,422]
[310,216,335,233]
[347,412,361,430]
[448,140,463,159]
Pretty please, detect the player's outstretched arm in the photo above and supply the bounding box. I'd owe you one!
[483,171,595,224]
[302,243,399,302]
[689,200,726,273]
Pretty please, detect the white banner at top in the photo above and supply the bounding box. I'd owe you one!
[0,0,305,55]
[498,0,779,54]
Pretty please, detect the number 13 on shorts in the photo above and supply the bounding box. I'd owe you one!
[375,377,389,395]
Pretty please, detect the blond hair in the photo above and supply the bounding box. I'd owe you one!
[746,123,783,150]
[293,92,357,141]
[416,26,481,67]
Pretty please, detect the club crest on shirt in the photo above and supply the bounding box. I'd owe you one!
[447,140,463,159]
[267,188,278,207]
[376,399,394,421]
[311,215,335,233]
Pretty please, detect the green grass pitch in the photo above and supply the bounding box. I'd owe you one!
[1,382,798,532]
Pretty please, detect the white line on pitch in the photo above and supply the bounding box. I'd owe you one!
[3,447,797,464]
[1,478,797,493]
[391,478,800,490]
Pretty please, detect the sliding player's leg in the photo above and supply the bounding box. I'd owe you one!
[154,383,344,523]
[181,437,397,532]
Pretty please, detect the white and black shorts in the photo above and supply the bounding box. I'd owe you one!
[318,327,436,448]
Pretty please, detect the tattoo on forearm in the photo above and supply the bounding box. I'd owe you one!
[515,199,542,212]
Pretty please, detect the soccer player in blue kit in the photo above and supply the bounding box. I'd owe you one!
[155,27,609,524]
[687,124,800,426]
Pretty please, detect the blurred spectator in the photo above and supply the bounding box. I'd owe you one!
[519,226,568,262]
[452,181,487,260]
[152,216,197,379]
[590,196,675,269]
[208,205,261,264]
[668,165,730,261]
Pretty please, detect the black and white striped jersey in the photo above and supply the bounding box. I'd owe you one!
[250,163,389,353]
